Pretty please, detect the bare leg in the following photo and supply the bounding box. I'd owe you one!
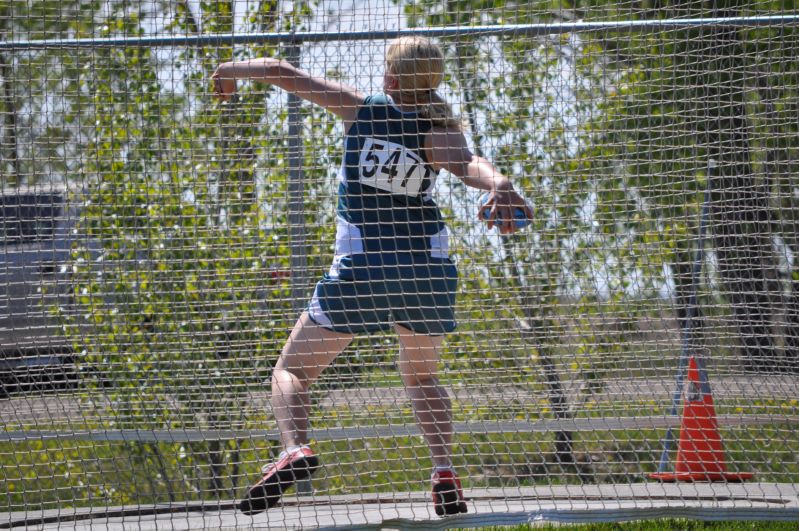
[272,312,354,449]
[395,324,453,468]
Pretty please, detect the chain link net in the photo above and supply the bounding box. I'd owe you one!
[1,0,799,527]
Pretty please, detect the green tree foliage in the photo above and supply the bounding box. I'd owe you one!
[403,1,675,388]
[57,0,334,499]
[0,0,101,185]
[404,0,799,377]
[5,0,795,506]
[567,0,799,371]
[399,0,799,477]
[403,0,631,471]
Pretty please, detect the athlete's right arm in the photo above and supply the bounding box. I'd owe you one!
[212,57,366,123]
[425,127,533,234]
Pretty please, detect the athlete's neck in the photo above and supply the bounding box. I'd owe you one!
[386,91,422,113]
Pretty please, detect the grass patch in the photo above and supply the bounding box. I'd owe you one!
[489,522,798,530]
[4,421,796,511]
[3,384,798,513]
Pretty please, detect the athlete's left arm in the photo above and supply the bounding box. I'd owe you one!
[424,127,532,234]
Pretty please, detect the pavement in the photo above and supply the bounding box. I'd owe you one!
[3,378,799,528]
[4,376,799,432]
[4,484,799,530]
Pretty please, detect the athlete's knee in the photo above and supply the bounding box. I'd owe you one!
[271,367,314,393]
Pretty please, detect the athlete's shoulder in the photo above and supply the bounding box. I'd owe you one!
[354,94,391,122]
[364,93,390,106]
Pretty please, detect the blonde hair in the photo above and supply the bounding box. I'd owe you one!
[385,36,461,130]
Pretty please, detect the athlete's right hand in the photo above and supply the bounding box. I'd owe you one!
[480,187,533,235]
[212,63,237,100]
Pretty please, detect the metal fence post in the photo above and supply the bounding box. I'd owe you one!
[286,43,308,306]
[285,42,312,497]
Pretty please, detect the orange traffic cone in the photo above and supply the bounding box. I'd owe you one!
[649,356,753,482]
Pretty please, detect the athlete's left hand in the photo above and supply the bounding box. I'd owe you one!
[479,188,533,234]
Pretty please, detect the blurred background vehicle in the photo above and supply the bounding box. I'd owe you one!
[1,185,81,396]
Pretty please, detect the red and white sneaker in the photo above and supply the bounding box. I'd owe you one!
[431,469,468,516]
[239,447,319,515]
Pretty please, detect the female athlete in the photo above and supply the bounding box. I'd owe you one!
[212,36,532,517]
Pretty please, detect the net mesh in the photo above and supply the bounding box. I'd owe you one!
[2,0,799,527]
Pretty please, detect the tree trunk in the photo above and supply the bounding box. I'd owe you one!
[672,244,705,351]
[517,313,581,473]
[208,439,226,498]
[752,61,799,371]
[694,0,782,372]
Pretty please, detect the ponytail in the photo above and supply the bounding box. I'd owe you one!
[419,90,462,131]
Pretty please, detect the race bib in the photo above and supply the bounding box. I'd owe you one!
[358,138,433,196]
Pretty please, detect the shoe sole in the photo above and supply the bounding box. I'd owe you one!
[239,455,320,515]
[432,483,468,516]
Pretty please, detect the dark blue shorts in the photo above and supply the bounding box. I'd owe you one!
[307,253,458,335]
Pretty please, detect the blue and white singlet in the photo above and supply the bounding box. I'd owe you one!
[331,94,449,268]
[307,93,458,335]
